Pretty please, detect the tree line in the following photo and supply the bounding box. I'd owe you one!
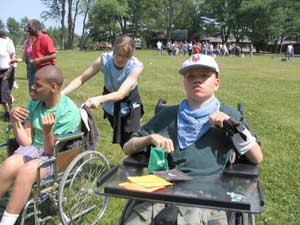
[1,0,300,52]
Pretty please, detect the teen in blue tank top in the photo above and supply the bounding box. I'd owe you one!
[62,35,144,147]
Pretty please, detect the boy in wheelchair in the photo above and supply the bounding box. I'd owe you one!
[123,54,263,225]
[0,65,81,225]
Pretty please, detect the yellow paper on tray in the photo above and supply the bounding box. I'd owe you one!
[127,174,173,188]
[119,182,166,192]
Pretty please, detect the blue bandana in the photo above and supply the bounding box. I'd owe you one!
[177,97,220,149]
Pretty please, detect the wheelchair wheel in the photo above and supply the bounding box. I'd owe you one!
[58,150,110,225]
[118,199,139,225]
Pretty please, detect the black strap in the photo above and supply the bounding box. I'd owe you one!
[103,86,143,144]
[223,118,247,141]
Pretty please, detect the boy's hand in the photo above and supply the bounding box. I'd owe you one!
[150,134,174,153]
[42,113,55,134]
[209,111,230,128]
[9,107,29,123]
[85,96,101,108]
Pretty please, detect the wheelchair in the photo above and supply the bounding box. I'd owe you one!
[0,100,264,225]
[116,98,264,225]
[0,106,111,225]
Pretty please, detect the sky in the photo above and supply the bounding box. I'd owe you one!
[1,0,83,34]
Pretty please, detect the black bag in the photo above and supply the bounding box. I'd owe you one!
[7,138,19,156]
[153,205,179,225]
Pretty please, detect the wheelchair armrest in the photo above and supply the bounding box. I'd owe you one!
[123,151,149,167]
[55,131,84,143]
[257,179,265,206]
[223,163,259,178]
[54,131,84,158]
[37,156,56,169]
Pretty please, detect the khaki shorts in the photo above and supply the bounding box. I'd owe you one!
[124,202,227,225]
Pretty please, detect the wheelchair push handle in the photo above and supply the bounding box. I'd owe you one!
[155,98,167,114]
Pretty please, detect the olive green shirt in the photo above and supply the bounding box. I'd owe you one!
[132,103,250,176]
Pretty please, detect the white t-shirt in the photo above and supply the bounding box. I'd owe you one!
[0,37,15,70]
[157,41,162,50]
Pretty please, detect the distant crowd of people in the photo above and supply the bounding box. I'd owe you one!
[156,40,255,58]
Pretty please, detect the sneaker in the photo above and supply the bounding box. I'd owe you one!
[13,81,19,89]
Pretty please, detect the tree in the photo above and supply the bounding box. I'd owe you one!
[89,0,192,44]
[273,0,300,53]
[6,17,22,45]
[142,0,195,40]
[88,0,128,42]
[161,0,192,40]
[34,0,300,52]
[199,0,244,44]
[166,0,196,37]
[240,0,285,52]
[41,0,66,50]
[115,0,129,34]
[131,0,158,46]
[135,0,195,45]
[126,0,145,36]
[67,0,75,49]
[70,0,81,48]
[66,0,81,49]
[20,17,30,31]
[79,0,95,50]
[229,1,248,45]
[67,0,73,49]
[0,19,5,32]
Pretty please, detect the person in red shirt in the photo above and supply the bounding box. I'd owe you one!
[192,42,201,54]
[27,19,56,70]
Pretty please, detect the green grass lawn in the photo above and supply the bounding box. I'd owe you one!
[1,50,299,225]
